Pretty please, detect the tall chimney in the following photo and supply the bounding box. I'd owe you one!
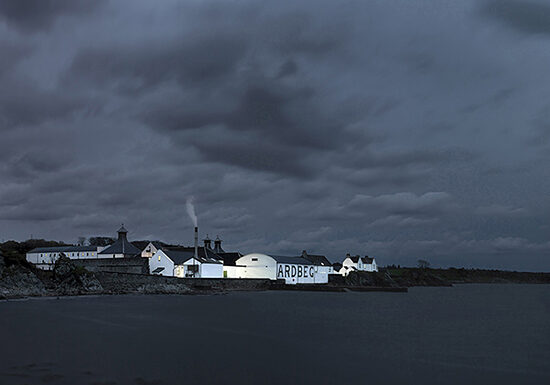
[194,226,198,259]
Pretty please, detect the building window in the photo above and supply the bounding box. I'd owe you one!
[252,258,258,261]
[158,255,161,261]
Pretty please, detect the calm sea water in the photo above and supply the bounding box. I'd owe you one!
[0,284,549,385]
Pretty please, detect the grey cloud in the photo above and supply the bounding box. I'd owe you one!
[0,81,85,130]
[476,204,528,217]
[348,192,454,217]
[481,0,550,35]
[1,0,549,270]
[66,35,247,93]
[0,0,105,33]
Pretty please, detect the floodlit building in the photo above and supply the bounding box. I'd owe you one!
[98,225,141,258]
[339,254,378,276]
[202,236,243,278]
[149,247,223,278]
[230,253,329,284]
[26,245,102,270]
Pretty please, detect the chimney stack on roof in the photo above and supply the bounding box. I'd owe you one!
[203,235,212,249]
[194,226,199,259]
[214,236,224,253]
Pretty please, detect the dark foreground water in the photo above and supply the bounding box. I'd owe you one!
[0,285,549,385]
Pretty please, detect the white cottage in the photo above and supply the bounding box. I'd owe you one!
[231,253,329,284]
[149,247,223,278]
[339,254,378,276]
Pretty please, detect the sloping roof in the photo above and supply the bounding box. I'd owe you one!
[132,241,164,251]
[29,246,98,253]
[349,256,360,263]
[271,255,314,265]
[163,247,222,265]
[99,238,141,256]
[361,256,374,264]
[216,252,243,266]
[302,252,331,266]
[333,262,343,271]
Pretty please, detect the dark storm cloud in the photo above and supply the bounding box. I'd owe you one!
[481,0,550,35]
[66,35,247,92]
[0,0,549,270]
[0,0,104,33]
[0,82,84,129]
[63,8,363,177]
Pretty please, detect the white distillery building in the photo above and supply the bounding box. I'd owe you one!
[149,247,223,278]
[26,245,103,270]
[229,253,329,284]
[25,225,141,270]
[339,254,378,276]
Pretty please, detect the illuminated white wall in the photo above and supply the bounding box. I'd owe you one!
[235,253,329,284]
[149,251,223,278]
[149,250,174,276]
[223,265,246,278]
[340,257,378,275]
[199,262,223,278]
[276,263,328,284]
[234,253,277,280]
[141,242,160,258]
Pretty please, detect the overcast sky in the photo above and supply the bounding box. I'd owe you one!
[1,0,549,270]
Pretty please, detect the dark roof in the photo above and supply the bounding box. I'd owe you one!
[151,267,165,274]
[301,251,331,266]
[361,256,374,264]
[347,255,360,263]
[333,262,343,271]
[270,255,314,265]
[132,241,165,251]
[99,238,141,256]
[118,224,128,233]
[346,255,375,264]
[216,252,243,266]
[29,246,98,253]
[162,247,222,265]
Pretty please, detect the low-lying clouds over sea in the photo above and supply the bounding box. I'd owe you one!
[1,0,549,269]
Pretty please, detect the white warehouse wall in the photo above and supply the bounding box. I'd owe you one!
[149,250,174,276]
[235,254,277,280]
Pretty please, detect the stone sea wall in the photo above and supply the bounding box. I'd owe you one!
[96,271,275,294]
[72,257,149,274]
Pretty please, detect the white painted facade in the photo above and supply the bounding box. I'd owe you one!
[149,250,174,276]
[234,253,329,284]
[26,247,104,270]
[149,249,223,278]
[339,255,378,276]
[140,242,161,258]
[233,253,277,280]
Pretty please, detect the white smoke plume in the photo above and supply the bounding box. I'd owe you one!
[186,196,198,227]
